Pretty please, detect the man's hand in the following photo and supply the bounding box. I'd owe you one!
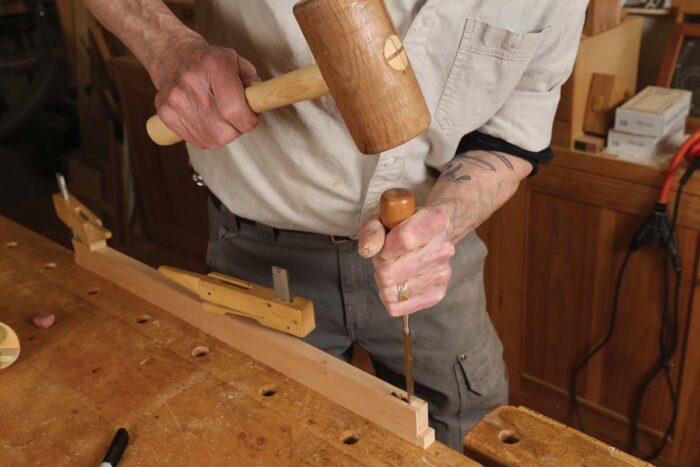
[81,0,262,149]
[153,37,262,150]
[358,207,456,317]
[358,150,531,318]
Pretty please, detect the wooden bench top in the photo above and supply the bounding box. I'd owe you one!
[0,216,471,466]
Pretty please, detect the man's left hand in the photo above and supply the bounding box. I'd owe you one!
[358,207,455,317]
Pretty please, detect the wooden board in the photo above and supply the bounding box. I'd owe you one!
[583,73,627,136]
[464,406,650,466]
[583,0,622,36]
[71,239,435,448]
[574,134,606,154]
[675,0,700,16]
[0,216,469,465]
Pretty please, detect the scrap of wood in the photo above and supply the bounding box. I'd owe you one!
[72,240,435,448]
[583,73,627,136]
[464,405,650,466]
[574,134,606,154]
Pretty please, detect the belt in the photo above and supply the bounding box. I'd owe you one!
[210,195,353,245]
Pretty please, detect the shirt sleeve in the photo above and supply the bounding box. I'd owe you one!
[476,2,588,153]
[456,131,553,175]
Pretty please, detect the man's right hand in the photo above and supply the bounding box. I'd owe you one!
[152,36,262,150]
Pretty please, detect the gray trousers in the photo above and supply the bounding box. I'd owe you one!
[206,199,508,451]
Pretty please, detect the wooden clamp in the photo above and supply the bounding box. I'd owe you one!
[52,192,112,252]
[159,266,315,338]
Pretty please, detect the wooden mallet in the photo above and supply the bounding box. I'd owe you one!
[146,0,431,155]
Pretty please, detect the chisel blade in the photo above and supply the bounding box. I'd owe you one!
[272,266,292,302]
[402,314,414,402]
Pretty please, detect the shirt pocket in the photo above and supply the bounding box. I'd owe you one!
[434,19,549,133]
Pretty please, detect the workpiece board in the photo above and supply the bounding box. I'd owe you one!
[0,217,471,465]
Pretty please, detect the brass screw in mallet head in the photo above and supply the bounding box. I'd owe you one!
[384,35,409,71]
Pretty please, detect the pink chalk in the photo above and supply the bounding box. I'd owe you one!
[32,312,55,329]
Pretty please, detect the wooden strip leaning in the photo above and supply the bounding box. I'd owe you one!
[71,240,435,448]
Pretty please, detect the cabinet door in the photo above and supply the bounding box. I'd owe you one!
[112,56,208,261]
[479,163,700,466]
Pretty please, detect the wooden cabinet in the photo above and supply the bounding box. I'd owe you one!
[111,56,209,261]
[479,148,700,466]
[552,17,642,149]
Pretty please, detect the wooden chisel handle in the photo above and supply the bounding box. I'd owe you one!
[380,188,416,229]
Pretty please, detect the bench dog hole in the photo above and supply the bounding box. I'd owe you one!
[498,429,520,445]
[340,430,360,446]
[191,346,210,357]
[259,384,277,397]
[136,314,151,324]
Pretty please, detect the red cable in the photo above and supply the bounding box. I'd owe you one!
[659,130,700,204]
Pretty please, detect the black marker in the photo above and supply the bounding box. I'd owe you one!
[100,428,129,467]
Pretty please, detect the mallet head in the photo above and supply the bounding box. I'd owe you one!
[294,0,431,154]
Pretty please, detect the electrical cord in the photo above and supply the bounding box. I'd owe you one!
[629,245,680,460]
[569,152,700,461]
[570,248,634,433]
[631,158,700,459]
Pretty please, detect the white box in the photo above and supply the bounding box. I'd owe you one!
[607,124,684,160]
[615,86,691,138]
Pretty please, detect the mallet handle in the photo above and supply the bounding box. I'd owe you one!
[146,64,329,146]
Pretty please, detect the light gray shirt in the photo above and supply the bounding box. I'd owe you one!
[190,0,587,236]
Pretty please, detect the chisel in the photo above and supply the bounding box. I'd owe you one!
[380,188,417,403]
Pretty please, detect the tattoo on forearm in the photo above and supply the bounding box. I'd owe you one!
[487,151,514,171]
[456,154,496,171]
[439,162,472,183]
[438,151,516,184]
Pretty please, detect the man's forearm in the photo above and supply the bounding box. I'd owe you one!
[83,0,200,84]
[426,150,532,244]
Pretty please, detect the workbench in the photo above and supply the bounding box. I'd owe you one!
[0,216,469,465]
[1,214,654,466]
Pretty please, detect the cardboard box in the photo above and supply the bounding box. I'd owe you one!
[614,86,691,138]
[607,124,684,160]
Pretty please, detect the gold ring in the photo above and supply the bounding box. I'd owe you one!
[397,280,409,302]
